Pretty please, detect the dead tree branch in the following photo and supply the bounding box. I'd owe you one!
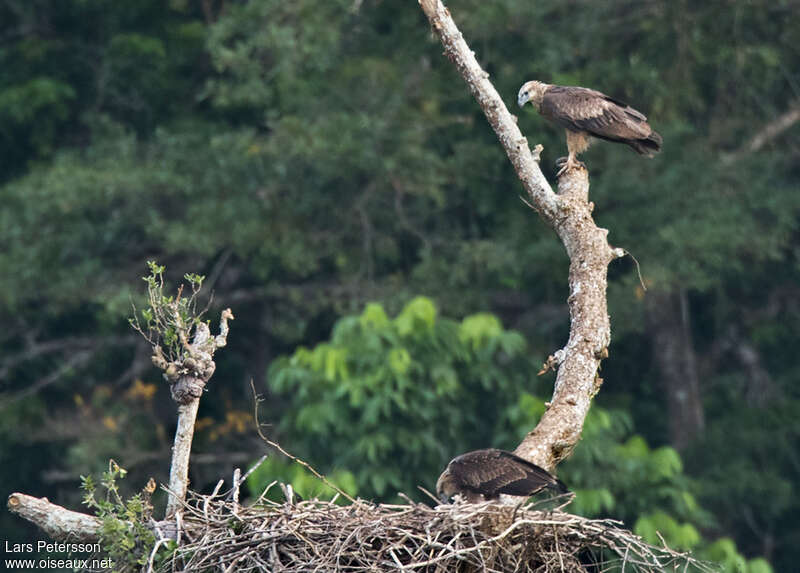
[164,308,234,518]
[747,103,800,152]
[7,494,101,542]
[418,0,624,470]
[723,100,800,163]
[418,0,558,223]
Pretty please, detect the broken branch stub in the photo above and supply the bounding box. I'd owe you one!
[7,493,102,542]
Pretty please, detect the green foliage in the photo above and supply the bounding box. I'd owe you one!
[0,0,206,178]
[701,538,774,573]
[205,0,350,115]
[269,297,534,498]
[129,261,206,364]
[0,77,75,151]
[505,392,701,523]
[684,402,799,570]
[503,391,713,552]
[634,511,701,551]
[268,302,762,568]
[81,461,168,571]
[0,1,798,570]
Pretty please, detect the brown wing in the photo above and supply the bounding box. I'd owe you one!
[541,86,660,154]
[448,449,567,498]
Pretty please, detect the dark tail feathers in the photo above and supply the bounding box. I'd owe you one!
[628,130,662,156]
[549,477,570,495]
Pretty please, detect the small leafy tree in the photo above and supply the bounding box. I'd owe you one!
[129,262,208,369]
[81,461,164,570]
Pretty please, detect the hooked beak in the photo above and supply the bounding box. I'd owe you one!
[438,493,451,504]
[517,91,530,108]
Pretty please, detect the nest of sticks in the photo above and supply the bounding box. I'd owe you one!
[153,483,714,572]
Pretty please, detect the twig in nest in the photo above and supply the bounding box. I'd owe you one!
[151,484,713,573]
[158,489,717,573]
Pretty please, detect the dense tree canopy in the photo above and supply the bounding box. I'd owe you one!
[1,1,798,570]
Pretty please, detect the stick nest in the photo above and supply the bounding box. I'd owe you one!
[157,486,714,572]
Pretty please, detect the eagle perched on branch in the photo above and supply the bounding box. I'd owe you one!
[436,448,568,503]
[517,80,662,175]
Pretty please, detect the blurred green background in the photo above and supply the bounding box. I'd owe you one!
[0,1,798,570]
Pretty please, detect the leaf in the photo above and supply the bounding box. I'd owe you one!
[634,512,700,550]
[617,435,650,459]
[431,364,458,395]
[746,558,774,573]
[571,488,615,516]
[395,296,437,336]
[650,446,683,477]
[388,347,411,375]
[360,302,389,329]
[459,313,502,349]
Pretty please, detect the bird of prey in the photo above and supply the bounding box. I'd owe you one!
[517,80,662,175]
[436,448,568,503]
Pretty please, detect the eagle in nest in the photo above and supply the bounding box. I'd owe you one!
[517,80,662,175]
[436,448,568,503]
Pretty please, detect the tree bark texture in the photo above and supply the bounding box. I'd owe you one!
[7,494,101,542]
[165,398,201,518]
[164,308,233,518]
[418,0,624,471]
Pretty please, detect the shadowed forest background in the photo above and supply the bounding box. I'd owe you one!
[0,1,798,570]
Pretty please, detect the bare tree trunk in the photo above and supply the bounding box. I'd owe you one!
[514,172,618,467]
[164,308,234,518]
[646,289,704,450]
[418,0,624,471]
[165,398,201,518]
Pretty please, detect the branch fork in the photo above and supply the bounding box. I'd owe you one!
[161,308,234,405]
